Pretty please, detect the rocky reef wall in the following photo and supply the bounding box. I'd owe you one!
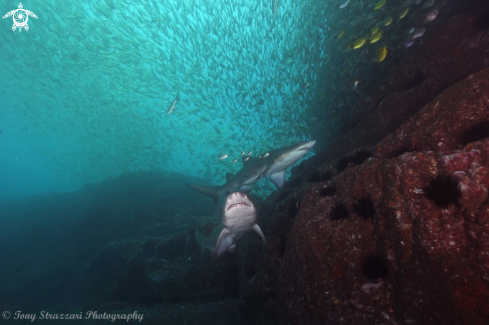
[238,63,489,324]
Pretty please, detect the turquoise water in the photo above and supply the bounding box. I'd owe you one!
[0,0,330,199]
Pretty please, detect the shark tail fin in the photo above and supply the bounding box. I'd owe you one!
[186,184,222,204]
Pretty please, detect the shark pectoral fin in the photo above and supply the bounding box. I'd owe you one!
[269,170,286,188]
[214,228,233,262]
[186,184,222,204]
[237,185,252,193]
[226,172,234,181]
[252,224,267,245]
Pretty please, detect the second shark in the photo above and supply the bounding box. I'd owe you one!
[186,140,316,203]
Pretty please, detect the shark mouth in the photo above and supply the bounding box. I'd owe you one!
[226,202,251,211]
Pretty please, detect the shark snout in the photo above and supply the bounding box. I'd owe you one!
[225,192,253,212]
[297,140,316,151]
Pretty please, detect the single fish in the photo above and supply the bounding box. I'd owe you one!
[399,7,410,19]
[339,0,350,9]
[187,140,316,203]
[352,81,359,90]
[337,30,345,38]
[219,154,229,160]
[353,38,367,49]
[369,31,382,43]
[214,192,267,262]
[384,17,393,26]
[167,90,180,115]
[247,150,252,156]
[240,151,245,156]
[377,46,387,62]
[423,9,438,24]
[420,0,435,9]
[412,27,426,38]
[374,0,386,10]
[406,26,415,34]
[404,38,415,48]
[263,152,269,157]
[232,158,238,163]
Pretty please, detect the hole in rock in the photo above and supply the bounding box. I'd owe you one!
[458,120,489,146]
[352,197,376,221]
[362,254,388,281]
[423,173,462,209]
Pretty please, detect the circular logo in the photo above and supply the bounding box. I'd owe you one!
[2,311,11,319]
[14,9,27,27]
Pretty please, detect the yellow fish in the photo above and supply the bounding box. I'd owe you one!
[384,16,393,26]
[353,37,366,49]
[337,30,345,38]
[377,46,387,62]
[369,30,382,43]
[374,0,386,10]
[399,7,409,19]
[371,26,379,34]
[345,43,351,50]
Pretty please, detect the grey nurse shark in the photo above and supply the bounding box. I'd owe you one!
[214,191,266,262]
[186,140,316,204]
[195,192,266,261]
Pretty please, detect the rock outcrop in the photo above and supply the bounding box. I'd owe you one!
[238,67,489,324]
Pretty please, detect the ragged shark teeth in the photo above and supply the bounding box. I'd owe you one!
[227,202,251,211]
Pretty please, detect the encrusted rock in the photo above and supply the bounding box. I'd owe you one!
[239,67,489,324]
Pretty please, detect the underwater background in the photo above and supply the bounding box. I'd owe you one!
[0,0,325,200]
[1,0,489,324]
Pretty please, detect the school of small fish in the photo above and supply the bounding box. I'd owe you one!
[0,0,326,195]
[0,0,447,197]
[312,0,446,140]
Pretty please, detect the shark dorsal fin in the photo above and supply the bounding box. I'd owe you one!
[226,172,234,181]
[242,156,252,165]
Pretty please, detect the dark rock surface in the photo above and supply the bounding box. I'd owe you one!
[238,67,489,324]
[0,171,247,324]
[311,11,489,164]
